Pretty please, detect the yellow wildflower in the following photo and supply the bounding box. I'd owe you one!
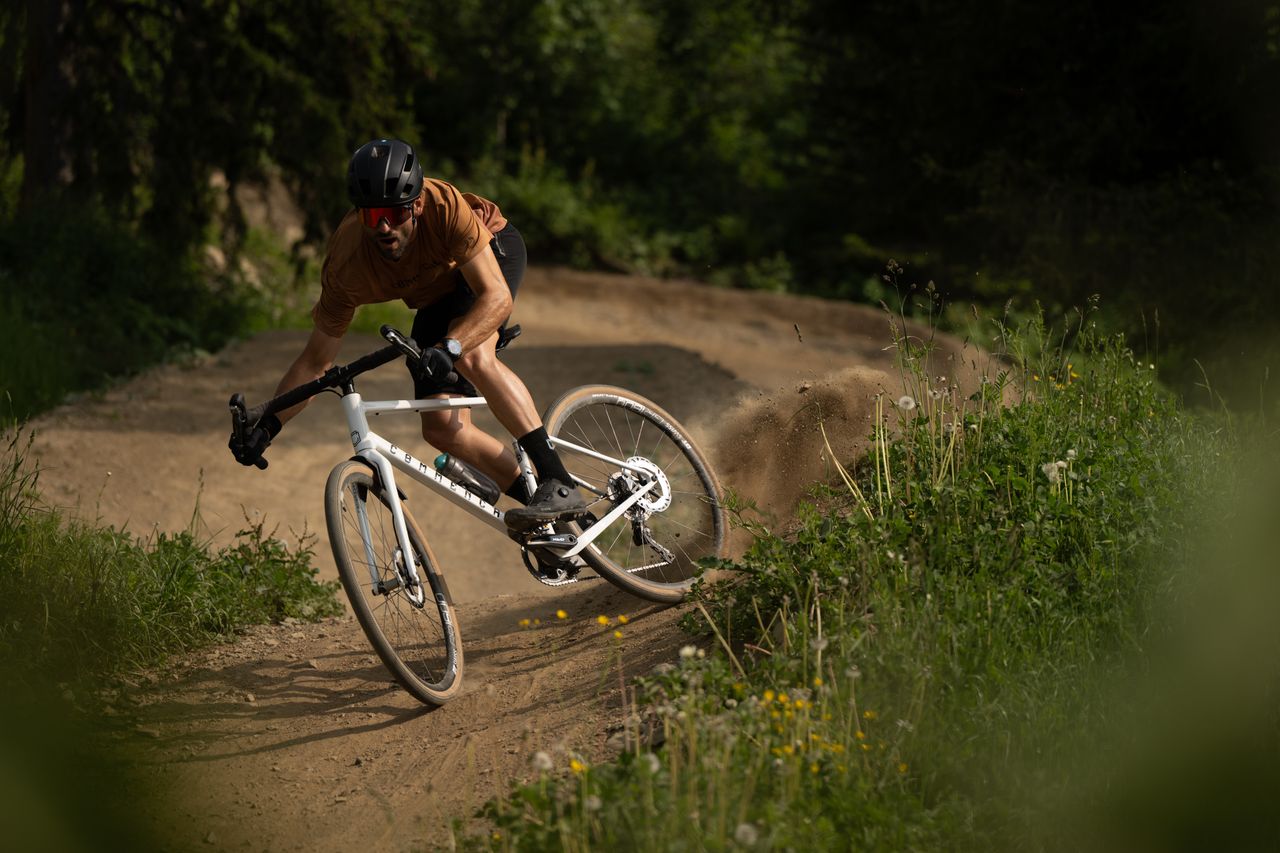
[778,693,790,705]
[613,630,623,639]
[860,743,872,752]
[898,762,909,774]
[813,676,824,687]
[569,758,586,774]
[617,614,630,624]
[810,762,820,775]
[556,609,568,620]
[862,710,877,720]
[763,689,775,703]
[596,615,610,626]
[855,730,866,740]
[518,618,530,628]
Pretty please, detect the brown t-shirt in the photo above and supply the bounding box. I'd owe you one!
[311,179,508,337]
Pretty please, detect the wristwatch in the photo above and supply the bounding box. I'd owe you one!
[439,337,463,360]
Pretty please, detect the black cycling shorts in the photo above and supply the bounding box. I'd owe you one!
[410,222,527,398]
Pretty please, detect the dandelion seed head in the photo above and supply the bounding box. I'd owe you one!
[1067,448,1077,460]
[642,753,661,774]
[679,645,698,660]
[532,751,553,771]
[584,794,602,812]
[896,395,917,411]
[734,822,760,846]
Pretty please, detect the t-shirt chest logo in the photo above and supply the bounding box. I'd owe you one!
[391,270,423,290]
[391,263,449,291]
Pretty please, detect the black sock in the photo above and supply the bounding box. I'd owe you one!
[504,477,533,505]
[517,427,572,486]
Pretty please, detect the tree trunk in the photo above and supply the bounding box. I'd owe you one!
[21,0,74,210]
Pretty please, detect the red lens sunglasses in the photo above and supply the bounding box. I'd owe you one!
[359,204,413,228]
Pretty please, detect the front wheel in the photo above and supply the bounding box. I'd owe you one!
[324,460,463,705]
[543,386,728,603]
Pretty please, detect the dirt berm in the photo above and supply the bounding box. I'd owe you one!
[28,267,988,850]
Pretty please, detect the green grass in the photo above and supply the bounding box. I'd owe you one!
[474,309,1277,850]
[0,429,342,688]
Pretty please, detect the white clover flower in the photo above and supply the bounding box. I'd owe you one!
[896,395,917,411]
[532,751,553,772]
[642,753,661,774]
[584,794,602,812]
[734,822,760,847]
[679,645,698,659]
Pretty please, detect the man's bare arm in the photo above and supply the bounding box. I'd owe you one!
[451,244,513,352]
[273,326,344,424]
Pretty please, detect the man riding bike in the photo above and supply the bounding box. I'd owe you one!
[227,137,585,531]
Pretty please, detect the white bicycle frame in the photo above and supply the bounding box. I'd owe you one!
[341,391,659,593]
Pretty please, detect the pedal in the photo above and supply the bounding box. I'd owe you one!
[526,532,578,549]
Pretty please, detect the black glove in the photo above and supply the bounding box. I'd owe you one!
[408,346,456,385]
[229,412,282,468]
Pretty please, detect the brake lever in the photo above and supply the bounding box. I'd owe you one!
[381,325,422,361]
[228,393,269,470]
[382,324,459,384]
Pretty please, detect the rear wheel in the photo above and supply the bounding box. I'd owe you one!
[543,386,727,603]
[324,460,463,705]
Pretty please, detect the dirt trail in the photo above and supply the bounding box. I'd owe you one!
[28,266,986,850]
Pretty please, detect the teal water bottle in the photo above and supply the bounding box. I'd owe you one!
[433,453,501,504]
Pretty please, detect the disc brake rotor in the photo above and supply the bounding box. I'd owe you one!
[622,456,671,513]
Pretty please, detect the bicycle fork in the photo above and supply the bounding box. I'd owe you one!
[357,449,426,603]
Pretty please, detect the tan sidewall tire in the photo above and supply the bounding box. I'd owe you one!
[324,460,464,705]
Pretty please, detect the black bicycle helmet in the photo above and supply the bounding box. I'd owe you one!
[346,138,423,207]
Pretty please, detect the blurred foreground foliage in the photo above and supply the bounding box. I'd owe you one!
[3,0,1279,409]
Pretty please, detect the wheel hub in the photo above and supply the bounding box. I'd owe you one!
[610,457,671,514]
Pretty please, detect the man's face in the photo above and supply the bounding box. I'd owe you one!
[361,197,423,260]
